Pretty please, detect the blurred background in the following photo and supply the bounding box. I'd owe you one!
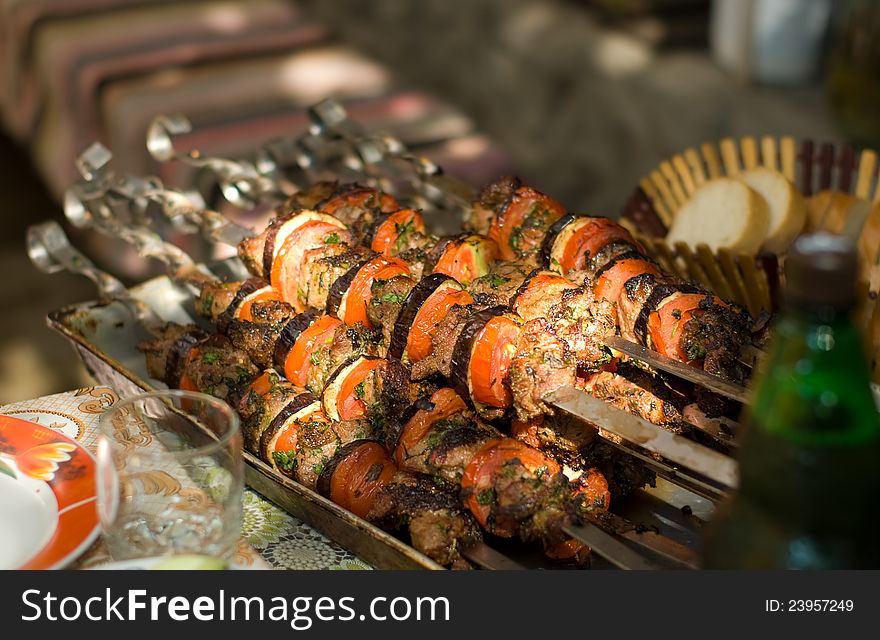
[1,0,878,403]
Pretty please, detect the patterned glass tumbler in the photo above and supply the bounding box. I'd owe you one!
[97,390,242,561]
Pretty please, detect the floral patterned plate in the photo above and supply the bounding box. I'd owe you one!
[0,415,99,569]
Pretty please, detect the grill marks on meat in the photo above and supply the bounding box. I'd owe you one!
[509,318,576,422]
[548,288,617,372]
[582,363,689,432]
[488,463,573,547]
[138,323,205,383]
[367,472,482,570]
[397,412,499,485]
[679,297,751,384]
[227,320,283,369]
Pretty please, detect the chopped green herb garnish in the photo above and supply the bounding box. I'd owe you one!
[671,308,682,320]
[309,351,321,367]
[324,232,340,245]
[476,489,496,505]
[381,292,405,305]
[272,450,297,473]
[201,351,221,364]
[488,274,509,289]
[354,381,366,400]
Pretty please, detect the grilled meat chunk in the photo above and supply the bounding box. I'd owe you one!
[679,297,751,383]
[468,260,534,305]
[397,411,499,485]
[283,182,340,212]
[548,288,617,371]
[295,413,373,490]
[582,362,689,432]
[367,471,482,570]
[227,320,283,369]
[509,318,577,421]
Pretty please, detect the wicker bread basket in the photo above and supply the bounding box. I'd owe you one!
[619,135,880,380]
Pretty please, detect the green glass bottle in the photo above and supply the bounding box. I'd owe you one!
[702,233,880,569]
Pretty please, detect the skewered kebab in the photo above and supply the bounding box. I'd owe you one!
[138,325,484,569]
[139,323,612,565]
[227,181,749,430]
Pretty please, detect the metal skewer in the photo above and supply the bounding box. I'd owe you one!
[545,386,739,492]
[604,335,751,405]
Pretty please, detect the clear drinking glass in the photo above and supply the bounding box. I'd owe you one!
[97,390,242,561]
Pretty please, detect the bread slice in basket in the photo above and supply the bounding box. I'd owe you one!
[665,177,769,254]
[739,168,806,253]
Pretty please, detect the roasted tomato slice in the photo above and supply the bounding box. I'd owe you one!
[270,420,301,478]
[270,220,347,310]
[560,218,636,273]
[394,388,468,466]
[407,288,473,362]
[371,209,426,256]
[282,315,342,387]
[343,257,411,327]
[236,287,284,322]
[469,315,521,408]
[329,442,398,519]
[336,358,385,421]
[461,438,560,536]
[647,293,710,362]
[593,257,659,304]
[432,235,499,286]
[510,272,571,318]
[488,187,565,261]
[246,370,277,397]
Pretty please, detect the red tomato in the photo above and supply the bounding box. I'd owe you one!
[371,209,426,256]
[282,315,342,387]
[461,438,560,536]
[271,220,346,310]
[593,258,659,305]
[343,257,411,327]
[336,359,385,421]
[236,287,283,322]
[394,388,468,465]
[560,218,635,273]
[510,273,571,317]
[647,293,707,362]
[406,287,473,362]
[329,442,398,519]
[432,236,499,285]
[488,187,565,261]
[469,315,521,408]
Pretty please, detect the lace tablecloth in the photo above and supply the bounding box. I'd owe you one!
[1,387,372,571]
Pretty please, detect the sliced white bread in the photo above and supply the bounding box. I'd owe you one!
[665,177,769,254]
[739,168,806,254]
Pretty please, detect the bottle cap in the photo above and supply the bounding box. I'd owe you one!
[784,232,859,308]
